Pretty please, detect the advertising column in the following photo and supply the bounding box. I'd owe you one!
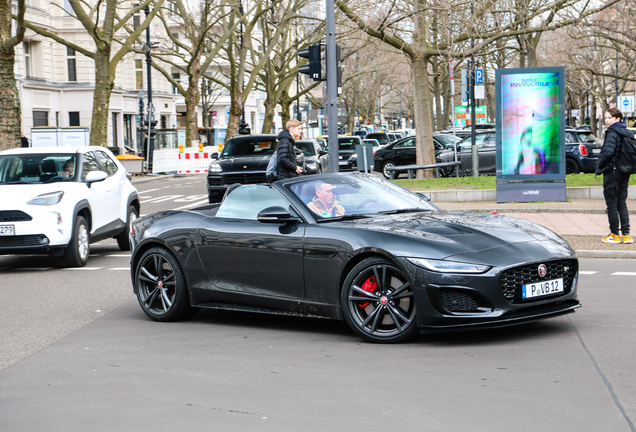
[495,67,566,203]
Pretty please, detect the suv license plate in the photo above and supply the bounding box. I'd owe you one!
[0,225,15,236]
[522,278,563,299]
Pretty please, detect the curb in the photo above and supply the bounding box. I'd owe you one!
[575,250,636,259]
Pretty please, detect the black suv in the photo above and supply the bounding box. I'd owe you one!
[206,134,305,203]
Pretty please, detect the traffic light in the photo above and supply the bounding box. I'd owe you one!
[298,43,321,81]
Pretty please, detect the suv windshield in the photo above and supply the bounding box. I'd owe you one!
[296,141,317,156]
[0,154,78,184]
[366,133,389,145]
[338,138,360,148]
[220,138,276,159]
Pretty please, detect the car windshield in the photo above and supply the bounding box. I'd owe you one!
[434,134,462,147]
[296,141,317,156]
[0,153,79,184]
[338,138,360,148]
[220,138,276,159]
[366,133,389,145]
[457,134,489,151]
[287,174,436,220]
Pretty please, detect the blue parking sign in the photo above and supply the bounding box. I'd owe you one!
[475,68,484,85]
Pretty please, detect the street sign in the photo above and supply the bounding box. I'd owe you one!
[475,68,484,85]
[618,95,635,113]
[475,85,485,99]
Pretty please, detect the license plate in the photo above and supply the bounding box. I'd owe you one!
[0,225,15,236]
[339,161,348,165]
[522,278,563,299]
[593,149,601,154]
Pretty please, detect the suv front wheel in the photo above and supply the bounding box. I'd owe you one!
[64,216,89,267]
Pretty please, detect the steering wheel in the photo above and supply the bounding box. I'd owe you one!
[48,176,69,183]
[356,199,378,209]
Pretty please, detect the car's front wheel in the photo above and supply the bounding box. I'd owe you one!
[64,216,89,267]
[341,257,418,343]
[382,161,399,179]
[134,247,199,322]
[116,205,138,251]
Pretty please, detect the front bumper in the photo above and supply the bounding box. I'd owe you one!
[0,209,72,255]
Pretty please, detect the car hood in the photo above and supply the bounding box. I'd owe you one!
[0,183,80,206]
[217,156,271,171]
[335,210,574,264]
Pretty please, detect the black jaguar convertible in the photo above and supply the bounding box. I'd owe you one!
[129,173,580,343]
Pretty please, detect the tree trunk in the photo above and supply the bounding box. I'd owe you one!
[280,90,291,129]
[0,46,21,151]
[411,55,435,179]
[261,96,275,134]
[186,69,201,148]
[90,50,113,147]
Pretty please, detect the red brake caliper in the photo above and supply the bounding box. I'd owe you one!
[358,276,378,308]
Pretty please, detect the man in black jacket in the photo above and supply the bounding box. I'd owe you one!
[276,119,303,179]
[596,107,634,244]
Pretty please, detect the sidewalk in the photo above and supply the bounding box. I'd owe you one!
[434,198,636,258]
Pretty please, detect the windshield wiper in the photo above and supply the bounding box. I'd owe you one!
[378,208,431,215]
[317,213,373,222]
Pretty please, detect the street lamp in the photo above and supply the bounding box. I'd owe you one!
[237,2,250,135]
[137,90,146,157]
[143,5,158,171]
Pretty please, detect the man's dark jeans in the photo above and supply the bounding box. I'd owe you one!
[603,169,631,235]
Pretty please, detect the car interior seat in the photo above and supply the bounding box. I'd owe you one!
[40,160,57,182]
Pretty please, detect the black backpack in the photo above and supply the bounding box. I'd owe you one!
[616,134,636,175]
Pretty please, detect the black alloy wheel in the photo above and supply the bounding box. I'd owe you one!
[566,157,581,174]
[341,257,418,343]
[135,247,199,321]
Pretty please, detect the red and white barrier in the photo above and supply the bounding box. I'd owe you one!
[151,146,218,174]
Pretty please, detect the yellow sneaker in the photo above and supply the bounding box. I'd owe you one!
[602,233,622,244]
[623,234,634,244]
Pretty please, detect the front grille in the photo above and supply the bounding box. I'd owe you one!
[207,175,222,187]
[500,259,578,303]
[0,235,49,248]
[225,173,267,185]
[0,210,32,222]
[440,290,482,312]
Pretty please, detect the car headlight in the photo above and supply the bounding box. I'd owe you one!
[307,162,317,169]
[407,257,491,274]
[208,162,222,173]
[27,191,64,206]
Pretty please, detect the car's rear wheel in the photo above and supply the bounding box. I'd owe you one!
[64,216,89,267]
[382,161,399,179]
[116,205,138,251]
[135,247,199,322]
[566,157,581,174]
[341,257,418,343]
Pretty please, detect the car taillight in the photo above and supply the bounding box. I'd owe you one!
[579,144,588,156]
[373,152,378,156]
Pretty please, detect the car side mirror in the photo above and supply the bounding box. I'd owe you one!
[415,192,431,201]
[210,152,219,160]
[257,206,300,224]
[319,150,327,156]
[85,170,108,187]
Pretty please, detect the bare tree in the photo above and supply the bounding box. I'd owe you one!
[0,0,26,150]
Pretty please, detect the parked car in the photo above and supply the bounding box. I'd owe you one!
[129,172,580,343]
[373,135,461,179]
[346,139,384,171]
[296,139,329,174]
[322,135,363,172]
[436,131,496,176]
[387,133,402,142]
[565,129,602,174]
[207,134,306,203]
[364,133,392,146]
[0,146,140,267]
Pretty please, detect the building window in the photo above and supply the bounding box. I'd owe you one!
[67,47,77,82]
[171,72,180,94]
[64,0,72,15]
[69,111,80,126]
[55,111,59,126]
[24,42,31,77]
[112,112,118,147]
[135,59,143,90]
[33,111,48,127]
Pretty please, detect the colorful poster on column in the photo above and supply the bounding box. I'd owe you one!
[454,106,487,127]
[495,67,566,202]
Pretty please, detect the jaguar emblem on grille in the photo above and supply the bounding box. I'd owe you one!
[538,264,547,277]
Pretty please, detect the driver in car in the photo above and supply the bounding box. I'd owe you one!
[62,159,75,177]
[307,181,345,218]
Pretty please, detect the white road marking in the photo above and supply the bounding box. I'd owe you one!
[174,194,207,203]
[137,188,161,194]
[579,271,597,275]
[109,267,130,271]
[107,254,130,258]
[13,268,53,271]
[174,199,210,210]
[62,267,102,271]
[141,194,185,203]
[611,272,636,276]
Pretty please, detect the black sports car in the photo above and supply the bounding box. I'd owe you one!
[129,173,580,343]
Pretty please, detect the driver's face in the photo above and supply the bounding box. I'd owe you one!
[64,163,74,175]
[316,185,336,207]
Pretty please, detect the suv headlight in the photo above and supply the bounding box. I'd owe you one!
[209,162,222,173]
[27,191,64,206]
[407,257,491,274]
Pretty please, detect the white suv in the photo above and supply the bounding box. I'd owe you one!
[0,146,140,267]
